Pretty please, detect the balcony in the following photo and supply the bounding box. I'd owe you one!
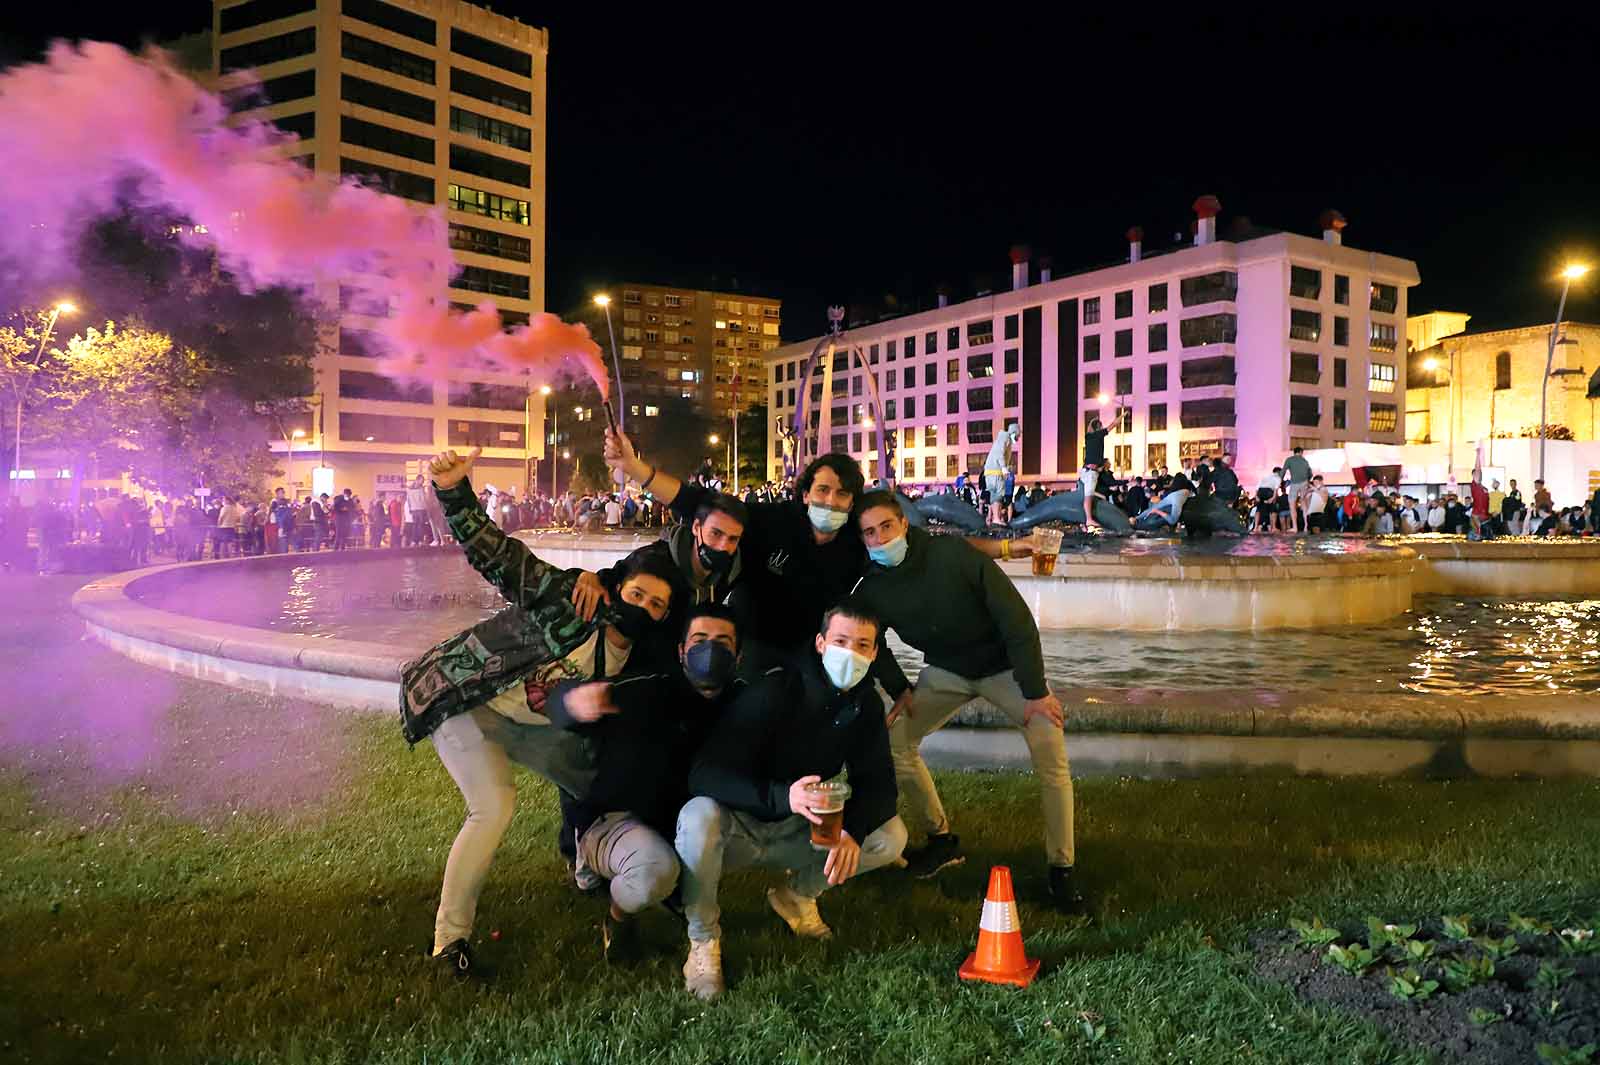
[1181,355,1236,389]
[1179,313,1237,348]
[1180,271,1238,307]
[1180,398,1236,428]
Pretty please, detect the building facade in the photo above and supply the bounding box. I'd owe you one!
[764,207,1419,487]
[213,0,549,498]
[571,284,779,424]
[1405,322,1600,460]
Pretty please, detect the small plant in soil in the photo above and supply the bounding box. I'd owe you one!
[1511,913,1555,936]
[1558,927,1597,956]
[1535,961,1576,994]
[1468,1006,1506,1029]
[1327,943,1379,975]
[1289,916,1341,949]
[1535,1042,1596,1065]
[1441,914,1474,941]
[1398,938,1435,964]
[1388,966,1440,1002]
[1366,917,1418,951]
[1475,933,1521,960]
[1441,955,1495,993]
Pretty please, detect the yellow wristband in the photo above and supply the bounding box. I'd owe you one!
[1001,539,1012,560]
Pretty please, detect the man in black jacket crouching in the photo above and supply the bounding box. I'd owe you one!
[674,600,906,1001]
[547,604,745,962]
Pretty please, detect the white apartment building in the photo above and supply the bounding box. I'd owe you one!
[214,0,549,498]
[765,203,1419,487]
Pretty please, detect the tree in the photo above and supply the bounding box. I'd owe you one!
[0,309,60,489]
[736,400,770,485]
[1,203,322,498]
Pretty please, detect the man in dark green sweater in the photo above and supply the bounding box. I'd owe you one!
[851,490,1079,908]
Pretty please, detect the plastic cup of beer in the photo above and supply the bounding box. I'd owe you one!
[805,780,852,847]
[1031,527,1064,576]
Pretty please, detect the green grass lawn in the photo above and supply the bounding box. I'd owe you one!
[5,702,1600,1065]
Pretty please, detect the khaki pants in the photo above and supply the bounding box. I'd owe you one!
[890,665,1074,867]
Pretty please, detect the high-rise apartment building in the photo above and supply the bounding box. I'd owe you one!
[213,0,549,497]
[765,204,1418,487]
[582,283,779,424]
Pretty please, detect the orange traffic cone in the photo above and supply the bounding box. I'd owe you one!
[958,865,1040,987]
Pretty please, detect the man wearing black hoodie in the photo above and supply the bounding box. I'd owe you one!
[546,604,745,961]
[852,490,1078,908]
[674,601,907,1000]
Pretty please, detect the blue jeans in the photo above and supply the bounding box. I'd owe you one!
[675,796,907,942]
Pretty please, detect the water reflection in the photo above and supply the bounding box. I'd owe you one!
[131,556,1600,698]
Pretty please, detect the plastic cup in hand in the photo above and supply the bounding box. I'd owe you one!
[1031,527,1063,576]
[805,780,851,847]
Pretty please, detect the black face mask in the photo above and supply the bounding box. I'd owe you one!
[611,601,656,641]
[683,640,737,690]
[696,540,734,574]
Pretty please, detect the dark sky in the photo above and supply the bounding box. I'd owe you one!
[6,6,1599,338]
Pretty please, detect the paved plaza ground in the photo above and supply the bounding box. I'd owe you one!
[3,573,1599,1064]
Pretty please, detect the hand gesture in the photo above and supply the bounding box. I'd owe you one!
[429,447,481,490]
[787,774,823,825]
[563,681,619,723]
[1023,691,1065,729]
[886,690,916,727]
[604,429,647,483]
[823,830,860,886]
[570,570,611,621]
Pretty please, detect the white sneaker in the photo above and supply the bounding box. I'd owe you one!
[767,885,832,939]
[683,938,724,1001]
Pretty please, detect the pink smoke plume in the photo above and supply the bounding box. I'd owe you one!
[0,41,608,396]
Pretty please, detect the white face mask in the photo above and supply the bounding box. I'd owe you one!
[807,503,848,533]
[821,644,872,691]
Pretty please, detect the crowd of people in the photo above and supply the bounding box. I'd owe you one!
[401,435,1071,999]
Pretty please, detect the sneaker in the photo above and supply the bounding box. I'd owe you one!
[1047,865,1085,911]
[683,938,724,1001]
[903,832,965,879]
[431,937,480,981]
[602,910,639,964]
[766,885,832,939]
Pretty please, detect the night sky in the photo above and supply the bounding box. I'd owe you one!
[5,6,1597,339]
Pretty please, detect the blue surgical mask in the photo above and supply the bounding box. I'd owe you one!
[807,503,848,533]
[868,533,908,568]
[821,644,872,691]
[683,639,737,690]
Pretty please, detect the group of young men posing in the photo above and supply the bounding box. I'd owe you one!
[399,430,1076,1000]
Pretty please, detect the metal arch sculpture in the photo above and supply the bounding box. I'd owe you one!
[787,306,895,486]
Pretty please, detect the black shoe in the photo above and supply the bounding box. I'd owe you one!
[432,937,481,981]
[1047,865,1085,911]
[602,911,639,964]
[903,832,965,879]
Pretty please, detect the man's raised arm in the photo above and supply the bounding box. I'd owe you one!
[429,447,574,613]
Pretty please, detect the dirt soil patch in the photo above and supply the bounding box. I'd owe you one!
[1252,923,1600,1064]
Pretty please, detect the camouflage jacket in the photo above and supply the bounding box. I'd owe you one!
[399,477,610,745]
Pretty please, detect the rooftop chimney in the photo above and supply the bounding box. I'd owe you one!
[1009,244,1031,291]
[936,282,951,309]
[1038,254,1053,284]
[1320,209,1347,246]
[1193,195,1221,246]
[1126,225,1144,263]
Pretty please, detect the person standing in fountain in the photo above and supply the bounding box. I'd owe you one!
[983,423,1021,525]
[850,490,1079,909]
[399,445,684,980]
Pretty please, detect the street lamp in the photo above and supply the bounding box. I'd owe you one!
[540,384,557,498]
[11,300,76,495]
[592,293,625,433]
[1541,263,1590,481]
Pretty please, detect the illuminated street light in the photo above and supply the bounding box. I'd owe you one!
[592,293,611,307]
[1541,261,1592,479]
[539,384,552,396]
[708,434,720,445]
[1423,357,1439,371]
[292,429,307,439]
[561,449,570,459]
[11,300,77,495]
[1095,391,1110,405]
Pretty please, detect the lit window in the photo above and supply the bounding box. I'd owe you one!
[644,405,659,416]
[715,319,727,329]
